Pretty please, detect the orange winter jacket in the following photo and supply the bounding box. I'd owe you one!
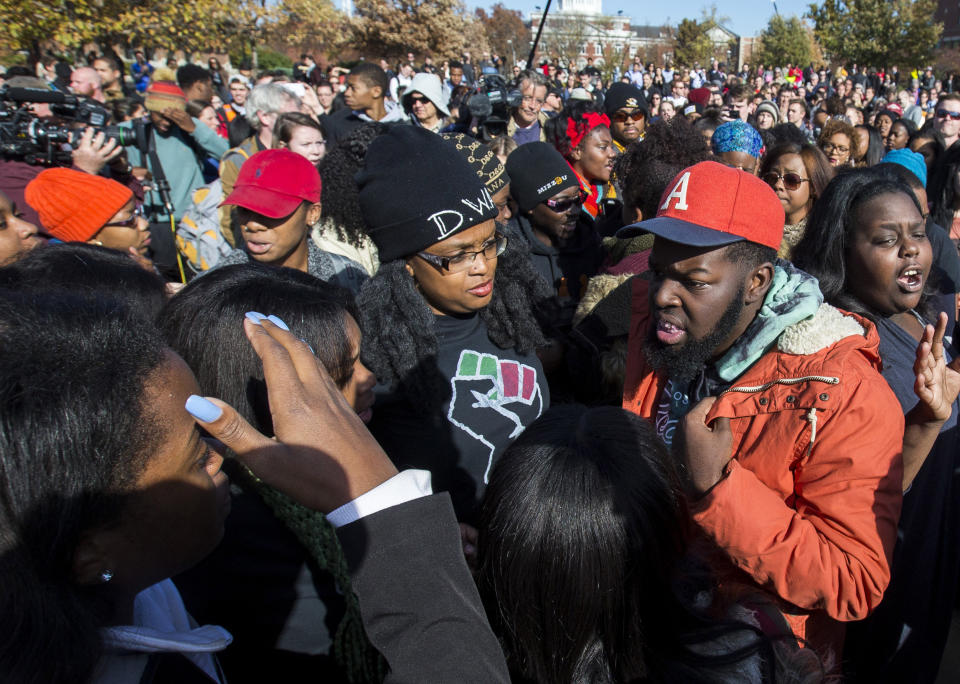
[622,278,903,652]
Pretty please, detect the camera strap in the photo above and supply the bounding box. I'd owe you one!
[133,119,174,218]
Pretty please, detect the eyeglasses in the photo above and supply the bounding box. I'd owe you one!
[936,108,960,120]
[611,110,645,124]
[107,203,145,228]
[820,142,849,154]
[762,171,810,191]
[544,190,587,213]
[417,232,507,274]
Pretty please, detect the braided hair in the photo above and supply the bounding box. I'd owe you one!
[358,243,552,416]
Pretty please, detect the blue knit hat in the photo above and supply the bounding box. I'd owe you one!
[881,148,927,188]
[711,120,763,158]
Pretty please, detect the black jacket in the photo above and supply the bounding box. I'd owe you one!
[338,493,510,682]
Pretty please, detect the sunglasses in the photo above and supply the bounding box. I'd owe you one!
[611,110,645,124]
[107,203,145,228]
[544,190,587,213]
[936,109,960,120]
[762,171,810,191]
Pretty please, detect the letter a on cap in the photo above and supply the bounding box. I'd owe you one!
[660,171,691,212]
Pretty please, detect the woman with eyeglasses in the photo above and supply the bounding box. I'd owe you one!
[818,117,860,168]
[757,142,835,259]
[648,91,662,118]
[354,127,551,533]
[25,167,152,265]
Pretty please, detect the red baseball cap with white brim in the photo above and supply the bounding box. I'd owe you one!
[617,160,784,251]
[221,149,322,218]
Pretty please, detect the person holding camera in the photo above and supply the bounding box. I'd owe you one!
[0,76,139,228]
[118,68,229,277]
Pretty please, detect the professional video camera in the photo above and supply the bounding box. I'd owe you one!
[464,71,522,140]
[0,86,136,166]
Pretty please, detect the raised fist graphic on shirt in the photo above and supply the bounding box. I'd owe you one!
[447,349,544,483]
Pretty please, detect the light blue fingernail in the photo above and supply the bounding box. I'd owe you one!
[267,315,290,331]
[185,395,222,423]
[299,338,316,353]
[245,311,266,325]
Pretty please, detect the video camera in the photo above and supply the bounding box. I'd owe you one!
[464,72,522,141]
[0,86,137,166]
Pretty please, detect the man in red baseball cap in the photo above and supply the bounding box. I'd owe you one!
[214,149,366,292]
[618,161,903,657]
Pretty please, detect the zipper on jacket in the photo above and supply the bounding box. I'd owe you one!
[720,375,840,395]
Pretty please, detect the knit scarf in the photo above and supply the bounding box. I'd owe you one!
[664,260,822,426]
[238,467,387,683]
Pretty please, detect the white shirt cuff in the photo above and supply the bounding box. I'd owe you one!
[326,469,433,528]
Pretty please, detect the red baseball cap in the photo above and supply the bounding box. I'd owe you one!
[617,161,784,250]
[221,149,322,219]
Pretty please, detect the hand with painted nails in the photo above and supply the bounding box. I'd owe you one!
[184,312,398,513]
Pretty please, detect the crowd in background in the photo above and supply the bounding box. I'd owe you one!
[3,42,960,684]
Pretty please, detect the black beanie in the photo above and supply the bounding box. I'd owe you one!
[604,82,648,116]
[505,142,579,212]
[356,126,498,262]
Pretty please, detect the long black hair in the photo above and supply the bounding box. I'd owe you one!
[0,243,168,320]
[0,291,167,684]
[477,405,812,683]
[318,122,389,249]
[930,143,960,229]
[159,263,357,435]
[792,167,931,321]
[855,124,885,167]
[157,263,387,682]
[358,243,551,416]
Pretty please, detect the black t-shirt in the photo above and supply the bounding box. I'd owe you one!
[843,315,960,681]
[368,312,549,522]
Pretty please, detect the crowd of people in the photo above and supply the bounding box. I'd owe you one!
[2,43,960,683]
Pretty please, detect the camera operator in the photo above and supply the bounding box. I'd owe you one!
[0,76,134,228]
[117,69,228,278]
[722,84,752,123]
[508,69,549,146]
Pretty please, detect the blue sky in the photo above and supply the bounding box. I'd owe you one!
[475,0,815,38]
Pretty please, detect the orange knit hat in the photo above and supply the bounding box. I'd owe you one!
[25,168,134,242]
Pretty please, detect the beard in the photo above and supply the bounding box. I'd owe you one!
[643,286,745,385]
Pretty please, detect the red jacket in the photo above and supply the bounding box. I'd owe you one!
[622,278,903,651]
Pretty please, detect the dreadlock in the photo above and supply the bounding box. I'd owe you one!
[319,122,389,248]
[358,242,552,416]
[614,117,711,221]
